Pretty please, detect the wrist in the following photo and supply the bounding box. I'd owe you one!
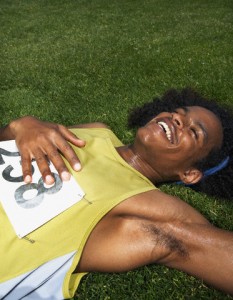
[7,118,21,140]
[0,123,15,141]
[0,116,33,141]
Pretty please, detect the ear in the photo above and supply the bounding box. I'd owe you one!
[179,168,203,185]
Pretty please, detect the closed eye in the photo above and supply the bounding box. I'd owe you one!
[191,128,198,139]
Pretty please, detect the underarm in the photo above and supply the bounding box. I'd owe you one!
[77,216,185,273]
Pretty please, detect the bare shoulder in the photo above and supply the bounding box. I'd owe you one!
[69,122,109,129]
[111,189,209,225]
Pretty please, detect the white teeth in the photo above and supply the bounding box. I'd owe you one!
[157,121,172,142]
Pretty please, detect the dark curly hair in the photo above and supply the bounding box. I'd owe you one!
[128,88,233,200]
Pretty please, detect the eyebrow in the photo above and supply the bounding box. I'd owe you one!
[182,106,208,144]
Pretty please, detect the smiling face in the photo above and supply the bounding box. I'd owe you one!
[133,106,223,182]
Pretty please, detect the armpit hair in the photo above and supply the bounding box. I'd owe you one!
[142,223,189,258]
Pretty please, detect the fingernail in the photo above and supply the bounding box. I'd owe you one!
[24,175,31,183]
[44,182,55,188]
[45,175,54,185]
[73,162,81,171]
[61,171,71,181]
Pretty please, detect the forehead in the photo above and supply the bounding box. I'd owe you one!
[185,106,220,123]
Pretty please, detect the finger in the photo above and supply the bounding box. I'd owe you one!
[58,125,86,147]
[20,154,33,184]
[52,135,82,171]
[33,151,55,185]
[47,148,72,181]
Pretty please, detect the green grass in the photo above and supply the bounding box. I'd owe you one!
[1,0,233,299]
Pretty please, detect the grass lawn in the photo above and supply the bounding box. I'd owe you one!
[1,0,233,299]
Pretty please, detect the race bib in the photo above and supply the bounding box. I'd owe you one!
[0,140,85,238]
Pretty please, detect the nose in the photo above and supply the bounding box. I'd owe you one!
[172,112,185,129]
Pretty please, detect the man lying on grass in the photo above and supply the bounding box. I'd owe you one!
[0,88,232,299]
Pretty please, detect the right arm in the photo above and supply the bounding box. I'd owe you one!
[0,117,108,184]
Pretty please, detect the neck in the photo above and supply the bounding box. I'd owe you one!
[116,145,162,183]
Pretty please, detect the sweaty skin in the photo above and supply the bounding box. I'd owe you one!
[128,106,223,183]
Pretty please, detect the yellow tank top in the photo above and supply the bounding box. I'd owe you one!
[0,128,156,298]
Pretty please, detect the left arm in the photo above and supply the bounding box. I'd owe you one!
[77,190,233,295]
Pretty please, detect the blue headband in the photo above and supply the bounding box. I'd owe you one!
[176,156,230,186]
[202,156,230,177]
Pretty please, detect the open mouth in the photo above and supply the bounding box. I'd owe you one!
[157,121,173,143]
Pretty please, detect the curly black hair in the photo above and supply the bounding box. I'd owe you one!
[128,88,233,200]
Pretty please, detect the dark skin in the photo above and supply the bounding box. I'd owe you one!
[0,116,85,184]
[1,108,233,295]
